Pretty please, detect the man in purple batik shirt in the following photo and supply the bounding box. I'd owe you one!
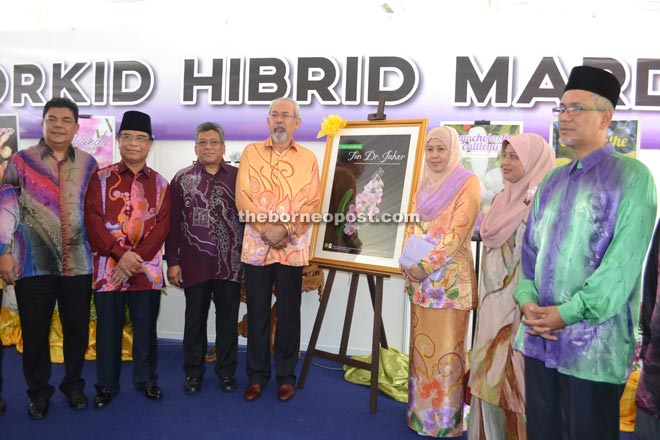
[165,122,243,395]
[0,97,98,420]
[515,66,657,440]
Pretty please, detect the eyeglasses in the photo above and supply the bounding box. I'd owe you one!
[196,140,223,148]
[268,113,296,121]
[119,133,151,144]
[551,106,606,117]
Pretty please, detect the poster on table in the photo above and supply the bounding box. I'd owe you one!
[73,116,115,168]
[550,119,640,166]
[441,122,523,223]
[0,114,19,184]
[311,119,427,276]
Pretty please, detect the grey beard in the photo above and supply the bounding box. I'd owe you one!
[272,130,289,144]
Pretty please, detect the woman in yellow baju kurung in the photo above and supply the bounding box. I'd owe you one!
[402,126,480,437]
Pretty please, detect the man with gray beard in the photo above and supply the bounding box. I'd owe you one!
[235,98,321,403]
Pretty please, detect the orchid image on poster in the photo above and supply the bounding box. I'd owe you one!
[442,121,523,235]
[312,119,427,276]
[74,116,115,168]
[0,114,19,183]
[550,119,640,166]
[343,167,384,236]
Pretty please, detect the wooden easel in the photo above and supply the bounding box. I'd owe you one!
[296,267,389,413]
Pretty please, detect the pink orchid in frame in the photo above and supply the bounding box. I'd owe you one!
[344,168,384,236]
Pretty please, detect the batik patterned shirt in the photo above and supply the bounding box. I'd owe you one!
[235,137,321,267]
[0,139,98,278]
[636,219,660,418]
[84,161,170,292]
[165,161,243,287]
[514,144,657,384]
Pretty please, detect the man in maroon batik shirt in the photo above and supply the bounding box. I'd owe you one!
[84,111,170,409]
[165,122,243,395]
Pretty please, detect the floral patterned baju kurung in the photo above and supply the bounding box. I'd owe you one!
[468,224,526,439]
[405,175,480,437]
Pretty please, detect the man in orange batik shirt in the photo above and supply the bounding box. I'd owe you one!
[236,97,320,403]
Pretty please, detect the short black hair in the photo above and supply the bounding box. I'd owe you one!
[43,97,79,123]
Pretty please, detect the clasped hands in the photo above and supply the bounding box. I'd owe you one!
[403,264,428,283]
[521,303,566,341]
[261,223,289,249]
[1,250,144,287]
[111,251,143,285]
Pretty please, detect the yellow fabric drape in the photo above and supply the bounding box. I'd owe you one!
[343,346,409,403]
[0,305,133,361]
[0,305,21,347]
[620,370,641,432]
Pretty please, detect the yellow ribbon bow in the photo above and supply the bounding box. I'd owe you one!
[316,114,347,139]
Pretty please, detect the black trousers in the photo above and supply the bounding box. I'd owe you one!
[15,275,92,401]
[183,279,241,379]
[94,290,161,393]
[634,406,660,440]
[244,263,302,386]
[525,355,624,440]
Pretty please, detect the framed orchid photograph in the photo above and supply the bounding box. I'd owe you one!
[311,118,428,276]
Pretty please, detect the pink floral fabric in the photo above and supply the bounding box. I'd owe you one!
[407,306,470,437]
[235,138,321,267]
[404,175,480,310]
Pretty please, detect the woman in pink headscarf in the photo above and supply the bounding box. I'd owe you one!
[403,126,481,437]
[467,133,555,440]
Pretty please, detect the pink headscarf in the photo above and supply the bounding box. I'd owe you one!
[415,126,474,221]
[480,133,555,248]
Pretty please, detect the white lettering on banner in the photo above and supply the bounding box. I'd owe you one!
[0,56,419,108]
[4,60,155,107]
[453,56,660,110]
[180,56,419,106]
[3,55,660,111]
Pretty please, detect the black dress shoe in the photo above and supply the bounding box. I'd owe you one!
[0,395,6,416]
[183,377,201,394]
[94,389,114,409]
[68,390,88,410]
[144,384,163,400]
[220,376,238,393]
[28,398,49,420]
